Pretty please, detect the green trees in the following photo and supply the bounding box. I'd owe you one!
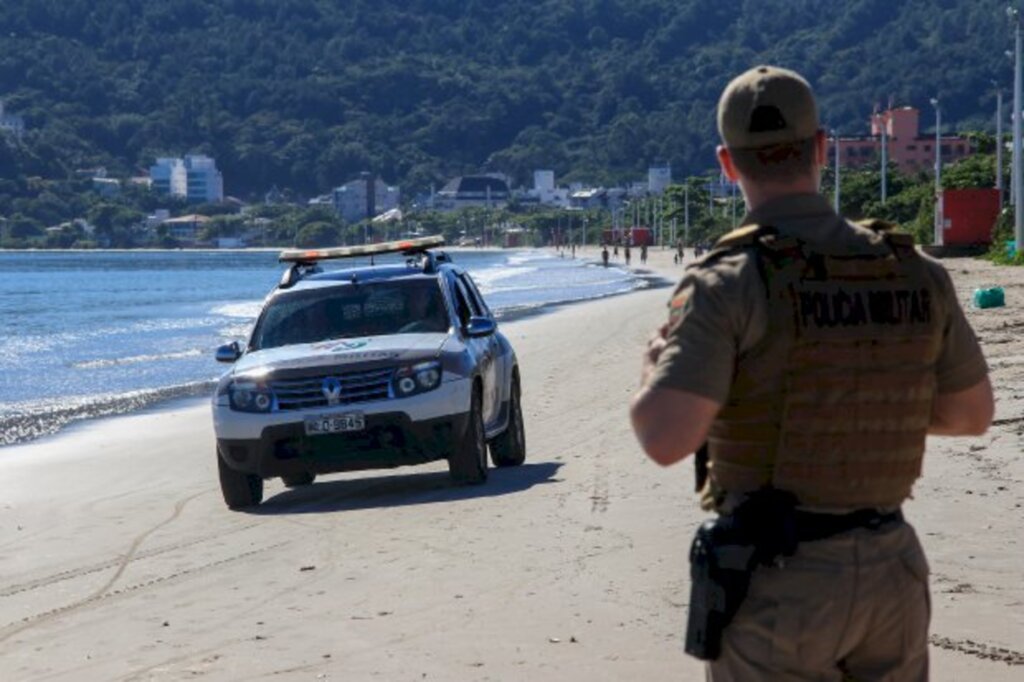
[0,0,1014,206]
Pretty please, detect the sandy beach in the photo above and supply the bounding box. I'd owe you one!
[1,247,1021,681]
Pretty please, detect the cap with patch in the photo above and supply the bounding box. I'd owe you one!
[717,65,820,150]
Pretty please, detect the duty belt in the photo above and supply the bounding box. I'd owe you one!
[793,508,904,543]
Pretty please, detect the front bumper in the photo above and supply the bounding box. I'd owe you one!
[217,411,469,478]
[213,378,473,478]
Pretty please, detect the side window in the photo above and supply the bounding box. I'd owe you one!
[451,277,475,327]
[459,274,491,318]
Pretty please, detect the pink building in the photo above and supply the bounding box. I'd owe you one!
[828,107,972,175]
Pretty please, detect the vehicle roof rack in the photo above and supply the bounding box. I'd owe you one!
[279,236,445,264]
[277,235,448,288]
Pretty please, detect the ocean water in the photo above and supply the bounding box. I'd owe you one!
[0,249,645,446]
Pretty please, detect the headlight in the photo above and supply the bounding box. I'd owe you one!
[393,361,442,398]
[224,380,276,413]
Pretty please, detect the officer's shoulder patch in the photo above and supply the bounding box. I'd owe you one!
[667,288,693,328]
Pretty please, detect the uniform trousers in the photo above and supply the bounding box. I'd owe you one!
[707,521,930,682]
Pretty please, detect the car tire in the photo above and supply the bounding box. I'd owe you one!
[281,472,316,488]
[218,454,264,509]
[448,386,488,485]
[490,377,526,467]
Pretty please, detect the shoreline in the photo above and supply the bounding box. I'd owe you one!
[0,250,673,449]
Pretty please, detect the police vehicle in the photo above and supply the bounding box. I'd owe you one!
[212,236,525,509]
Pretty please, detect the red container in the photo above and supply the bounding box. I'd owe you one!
[940,188,999,246]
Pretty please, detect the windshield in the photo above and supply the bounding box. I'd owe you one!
[252,279,450,350]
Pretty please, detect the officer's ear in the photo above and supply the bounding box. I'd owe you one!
[716,145,739,182]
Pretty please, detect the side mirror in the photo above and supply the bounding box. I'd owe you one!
[215,341,243,363]
[465,316,496,338]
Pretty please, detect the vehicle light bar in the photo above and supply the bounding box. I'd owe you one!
[279,236,446,263]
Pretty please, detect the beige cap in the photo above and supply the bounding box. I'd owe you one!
[717,65,820,150]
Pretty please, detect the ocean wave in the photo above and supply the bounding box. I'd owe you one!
[504,251,552,266]
[210,300,263,319]
[0,382,216,447]
[71,349,205,370]
[471,266,539,292]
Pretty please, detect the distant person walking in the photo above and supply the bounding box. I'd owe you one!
[624,245,631,266]
[630,65,993,680]
[601,245,610,267]
[640,244,648,264]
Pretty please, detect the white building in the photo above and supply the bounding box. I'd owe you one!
[434,175,510,212]
[0,100,25,140]
[150,155,224,203]
[525,169,569,208]
[332,174,400,223]
[648,163,672,194]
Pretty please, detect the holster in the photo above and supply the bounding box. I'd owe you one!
[684,489,798,661]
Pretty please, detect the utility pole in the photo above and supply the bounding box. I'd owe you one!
[881,111,888,204]
[684,183,691,247]
[1014,5,1024,246]
[730,180,738,227]
[931,97,943,245]
[996,84,1005,207]
[833,129,841,213]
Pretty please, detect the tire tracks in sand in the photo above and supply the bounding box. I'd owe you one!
[0,490,279,643]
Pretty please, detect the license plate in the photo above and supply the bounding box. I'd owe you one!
[304,413,365,436]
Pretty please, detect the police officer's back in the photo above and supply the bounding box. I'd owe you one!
[630,65,994,681]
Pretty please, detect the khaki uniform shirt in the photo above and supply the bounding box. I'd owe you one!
[650,192,988,415]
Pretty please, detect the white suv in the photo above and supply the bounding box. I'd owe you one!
[212,238,525,509]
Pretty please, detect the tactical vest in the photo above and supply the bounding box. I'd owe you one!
[705,221,944,510]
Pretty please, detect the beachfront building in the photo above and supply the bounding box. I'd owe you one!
[162,214,211,243]
[150,155,224,203]
[0,100,25,140]
[522,170,570,208]
[648,163,672,194]
[331,173,400,223]
[829,106,972,175]
[433,174,511,212]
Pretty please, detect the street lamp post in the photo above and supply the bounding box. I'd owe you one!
[1013,6,1024,246]
[931,97,943,246]
[880,112,888,204]
[996,84,1004,206]
[833,129,841,213]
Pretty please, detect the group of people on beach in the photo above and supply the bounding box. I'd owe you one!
[599,241,648,267]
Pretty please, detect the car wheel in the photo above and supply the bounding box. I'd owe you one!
[490,377,526,467]
[218,454,264,510]
[281,472,316,488]
[448,386,488,484]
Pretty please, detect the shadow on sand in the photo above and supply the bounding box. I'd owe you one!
[251,461,563,515]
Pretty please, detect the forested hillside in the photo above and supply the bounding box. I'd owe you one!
[0,0,1013,198]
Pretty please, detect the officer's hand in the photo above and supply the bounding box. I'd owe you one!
[640,324,669,385]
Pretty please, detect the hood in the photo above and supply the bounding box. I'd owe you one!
[233,333,449,376]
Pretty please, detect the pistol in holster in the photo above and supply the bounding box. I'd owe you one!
[684,489,799,661]
[693,442,709,494]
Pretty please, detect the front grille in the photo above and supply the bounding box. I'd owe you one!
[270,367,394,411]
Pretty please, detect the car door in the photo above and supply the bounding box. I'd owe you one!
[449,273,497,427]
[457,272,501,428]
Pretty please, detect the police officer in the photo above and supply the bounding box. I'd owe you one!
[630,65,993,680]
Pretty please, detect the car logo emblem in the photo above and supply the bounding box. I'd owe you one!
[322,377,343,405]
[333,339,369,351]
